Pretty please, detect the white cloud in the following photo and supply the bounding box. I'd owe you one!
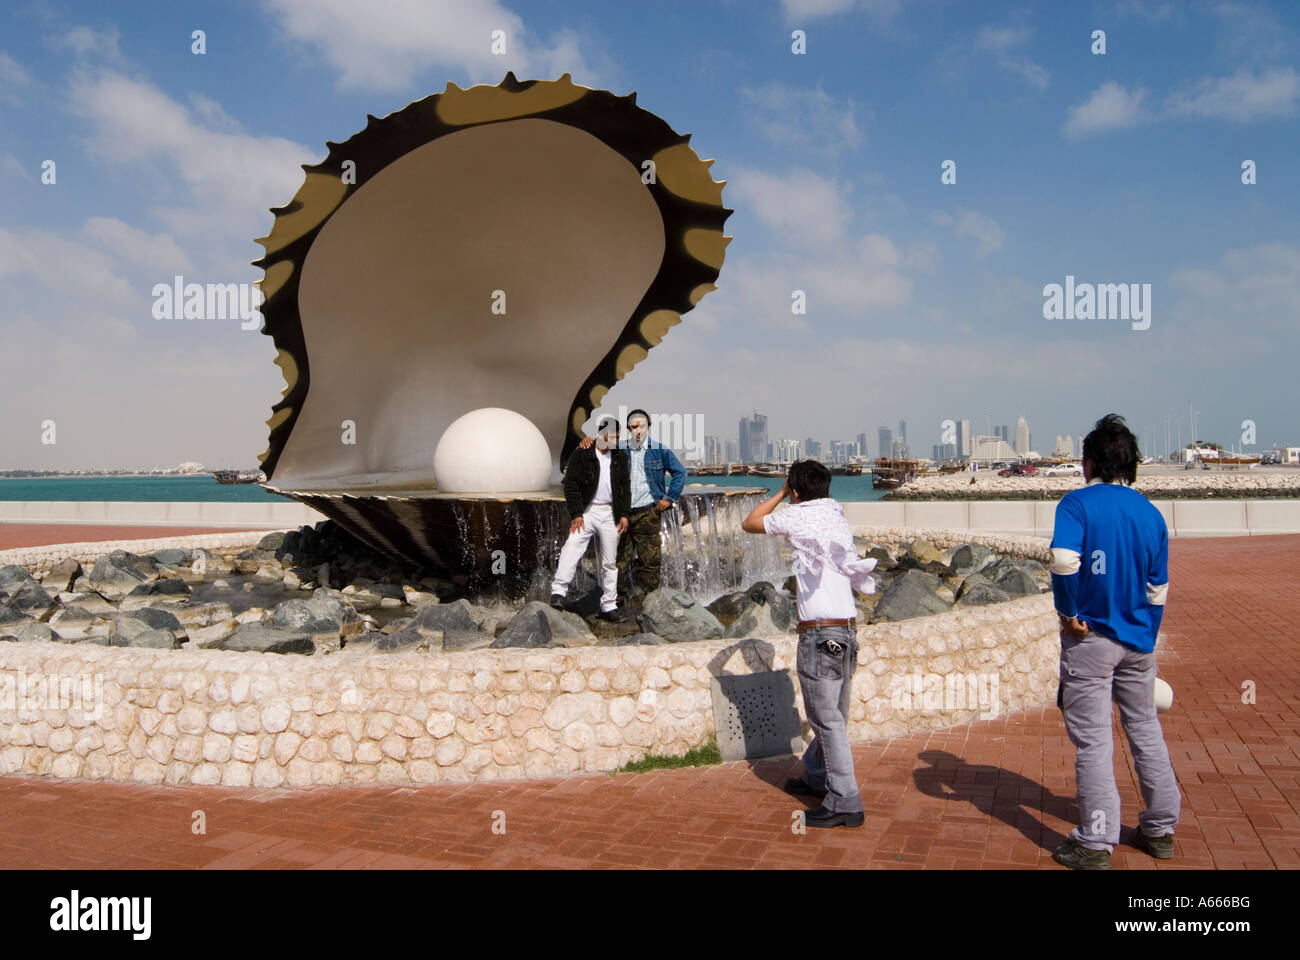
[972,24,1049,90]
[778,0,899,22]
[0,52,33,106]
[0,227,137,306]
[1167,243,1300,335]
[1063,82,1149,138]
[52,25,123,61]
[1211,2,1290,63]
[81,217,194,275]
[1166,67,1299,122]
[740,83,863,154]
[729,166,852,251]
[951,209,1004,260]
[261,0,598,90]
[0,150,32,181]
[67,69,315,278]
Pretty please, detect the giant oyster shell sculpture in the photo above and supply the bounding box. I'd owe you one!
[255,74,731,594]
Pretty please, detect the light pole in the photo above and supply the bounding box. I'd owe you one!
[1177,416,1182,461]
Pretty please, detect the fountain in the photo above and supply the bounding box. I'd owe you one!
[253,73,767,602]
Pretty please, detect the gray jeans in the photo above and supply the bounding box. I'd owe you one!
[795,625,862,814]
[1059,629,1181,851]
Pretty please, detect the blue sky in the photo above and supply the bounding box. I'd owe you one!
[2,0,1297,469]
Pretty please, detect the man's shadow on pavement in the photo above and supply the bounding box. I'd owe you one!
[912,750,1077,851]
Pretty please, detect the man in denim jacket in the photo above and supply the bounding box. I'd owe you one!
[580,408,686,604]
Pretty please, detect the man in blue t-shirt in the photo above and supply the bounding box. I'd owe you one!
[1049,414,1180,870]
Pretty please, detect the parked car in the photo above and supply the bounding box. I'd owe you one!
[1045,463,1083,476]
[997,464,1039,477]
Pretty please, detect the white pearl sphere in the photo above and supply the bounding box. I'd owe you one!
[1154,676,1173,714]
[433,407,552,494]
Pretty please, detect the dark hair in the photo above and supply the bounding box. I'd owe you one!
[596,416,620,435]
[787,459,831,501]
[626,408,651,428]
[1082,413,1138,484]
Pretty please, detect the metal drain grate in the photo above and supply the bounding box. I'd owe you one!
[710,671,804,762]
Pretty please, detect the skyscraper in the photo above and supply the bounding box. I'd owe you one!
[724,438,739,463]
[958,419,972,456]
[857,432,868,460]
[1015,416,1029,456]
[878,427,892,461]
[738,417,749,464]
[704,435,721,465]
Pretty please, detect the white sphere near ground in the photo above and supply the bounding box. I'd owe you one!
[433,408,551,493]
[1154,677,1173,714]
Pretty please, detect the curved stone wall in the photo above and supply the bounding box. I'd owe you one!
[0,530,1060,787]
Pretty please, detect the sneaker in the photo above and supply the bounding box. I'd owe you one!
[1052,839,1111,870]
[804,806,864,829]
[549,594,569,611]
[597,608,628,623]
[1132,828,1174,859]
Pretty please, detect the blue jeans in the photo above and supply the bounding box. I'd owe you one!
[795,625,862,813]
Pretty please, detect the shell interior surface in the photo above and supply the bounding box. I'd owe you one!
[256,73,730,496]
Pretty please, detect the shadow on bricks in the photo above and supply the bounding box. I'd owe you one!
[913,749,1077,851]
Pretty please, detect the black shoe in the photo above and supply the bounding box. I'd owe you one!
[598,608,628,623]
[1052,839,1111,870]
[549,594,569,611]
[1132,829,1174,859]
[783,777,825,799]
[804,806,864,829]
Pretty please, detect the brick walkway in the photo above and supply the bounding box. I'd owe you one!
[0,524,269,551]
[1,534,1296,869]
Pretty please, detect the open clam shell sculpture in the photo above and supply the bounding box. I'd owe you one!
[255,74,733,594]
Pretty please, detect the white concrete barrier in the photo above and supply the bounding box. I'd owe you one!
[0,500,326,529]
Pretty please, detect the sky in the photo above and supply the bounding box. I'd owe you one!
[1,0,1297,470]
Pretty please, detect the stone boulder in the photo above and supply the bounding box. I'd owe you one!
[340,582,405,610]
[48,606,104,642]
[637,588,723,642]
[257,531,286,551]
[0,564,42,598]
[1,620,54,643]
[719,581,797,638]
[43,558,84,594]
[119,577,192,610]
[491,602,597,649]
[108,615,181,649]
[132,606,187,642]
[218,624,316,655]
[407,599,490,634]
[870,569,952,622]
[151,548,191,567]
[899,539,948,575]
[955,577,1012,607]
[89,551,160,594]
[3,578,55,621]
[948,543,998,577]
[986,559,1046,597]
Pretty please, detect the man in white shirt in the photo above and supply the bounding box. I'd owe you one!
[742,459,877,828]
[550,417,631,621]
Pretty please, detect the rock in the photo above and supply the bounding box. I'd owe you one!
[636,588,723,642]
[151,548,191,566]
[219,624,316,655]
[44,558,84,594]
[719,581,797,638]
[380,617,413,635]
[169,601,233,629]
[3,579,55,621]
[491,602,597,648]
[340,582,404,610]
[401,586,440,607]
[282,570,302,590]
[948,543,998,577]
[189,549,232,576]
[55,591,117,616]
[107,615,179,648]
[863,545,894,569]
[131,606,187,641]
[128,627,179,649]
[955,580,1013,606]
[0,601,26,625]
[706,592,750,628]
[0,564,42,598]
[3,620,54,643]
[257,531,286,551]
[307,589,365,639]
[375,627,445,653]
[89,551,159,594]
[408,599,489,634]
[119,578,191,610]
[48,606,105,641]
[270,599,317,630]
[870,569,952,622]
[987,560,1045,597]
[899,539,948,575]
[191,619,239,648]
[782,575,798,596]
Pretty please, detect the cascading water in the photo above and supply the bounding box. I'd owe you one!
[658,491,787,605]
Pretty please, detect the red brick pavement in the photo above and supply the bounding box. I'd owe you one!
[0,524,269,550]
[0,534,1296,869]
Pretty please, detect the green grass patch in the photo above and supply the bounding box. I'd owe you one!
[615,740,722,774]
